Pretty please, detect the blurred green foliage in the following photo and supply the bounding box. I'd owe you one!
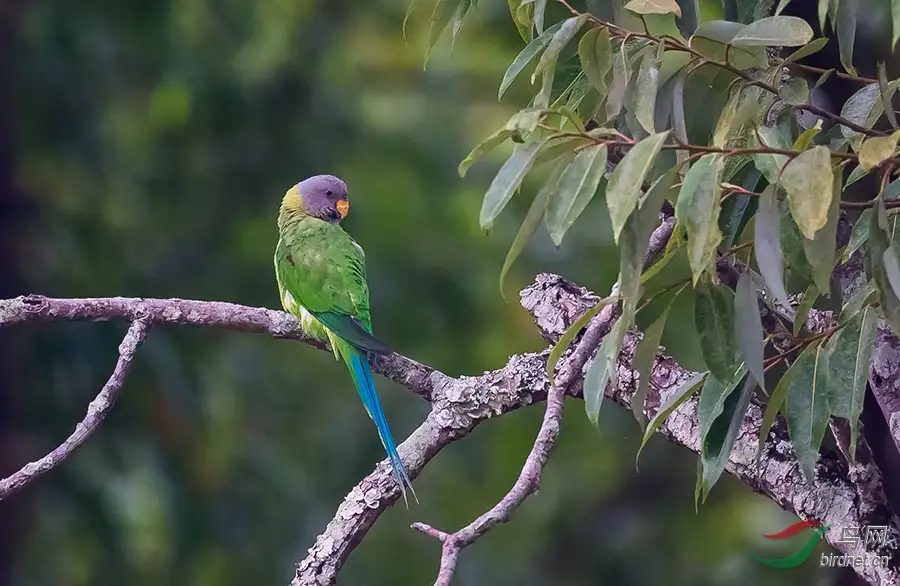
[3,0,843,585]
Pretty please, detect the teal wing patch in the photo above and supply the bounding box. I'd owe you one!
[309,310,392,354]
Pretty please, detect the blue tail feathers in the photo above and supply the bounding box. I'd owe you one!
[346,350,417,506]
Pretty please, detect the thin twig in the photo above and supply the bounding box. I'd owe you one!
[0,319,150,502]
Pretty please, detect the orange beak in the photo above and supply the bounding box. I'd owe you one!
[336,199,350,219]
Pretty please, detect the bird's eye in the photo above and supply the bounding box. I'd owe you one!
[325,189,333,196]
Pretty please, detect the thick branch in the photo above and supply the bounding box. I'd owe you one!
[0,319,149,501]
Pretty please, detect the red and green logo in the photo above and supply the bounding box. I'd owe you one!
[755,520,828,568]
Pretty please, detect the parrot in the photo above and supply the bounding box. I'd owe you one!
[273,174,416,505]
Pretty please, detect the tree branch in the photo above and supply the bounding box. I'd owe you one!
[0,318,149,501]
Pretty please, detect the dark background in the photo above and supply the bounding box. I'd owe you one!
[0,0,864,584]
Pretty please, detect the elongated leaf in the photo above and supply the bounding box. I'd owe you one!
[506,107,546,142]
[449,0,472,52]
[731,16,814,47]
[534,0,547,33]
[499,157,570,297]
[459,129,512,178]
[841,280,877,321]
[713,84,742,148]
[637,371,708,466]
[631,303,673,429]
[843,210,873,265]
[782,38,828,64]
[584,309,633,425]
[802,167,841,291]
[755,185,791,309]
[818,0,829,33]
[735,270,766,390]
[545,145,608,245]
[675,153,724,283]
[841,82,899,149]
[700,371,754,499]
[752,124,791,184]
[498,22,564,100]
[634,44,663,134]
[780,199,815,284]
[579,27,612,95]
[758,356,795,457]
[424,0,460,68]
[859,131,900,171]
[826,306,878,462]
[698,365,748,443]
[879,63,898,129]
[836,0,857,75]
[624,0,682,16]
[533,16,588,82]
[606,132,670,243]
[480,140,547,230]
[792,121,822,152]
[695,283,738,381]
[607,41,631,120]
[793,283,819,336]
[780,146,833,240]
[893,0,900,51]
[783,340,830,481]
[870,201,900,337]
[689,21,768,70]
[546,295,617,383]
[508,0,533,42]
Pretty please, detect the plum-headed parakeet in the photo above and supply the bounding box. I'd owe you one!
[273,174,416,504]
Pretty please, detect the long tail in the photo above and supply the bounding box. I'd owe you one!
[337,341,417,506]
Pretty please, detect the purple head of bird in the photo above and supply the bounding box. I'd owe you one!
[296,174,350,223]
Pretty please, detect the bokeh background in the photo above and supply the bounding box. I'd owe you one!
[0,0,870,585]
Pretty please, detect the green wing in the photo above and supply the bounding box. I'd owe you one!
[275,222,391,355]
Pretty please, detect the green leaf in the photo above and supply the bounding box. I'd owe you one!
[459,128,512,177]
[845,164,869,188]
[480,140,547,230]
[631,303,673,429]
[449,0,473,52]
[499,157,570,298]
[712,84,742,148]
[802,167,841,292]
[508,0,533,42]
[779,146,833,240]
[731,16,814,47]
[869,201,900,337]
[841,280,877,321]
[700,370,754,499]
[546,295,617,384]
[893,0,900,51]
[758,362,793,457]
[533,15,588,82]
[584,308,634,425]
[813,67,834,91]
[779,77,809,106]
[689,21,768,70]
[505,107,546,142]
[792,120,822,151]
[774,0,793,16]
[620,167,679,306]
[636,371,708,466]
[634,43,663,134]
[836,0,858,74]
[793,283,819,336]
[825,306,878,462]
[695,283,738,382]
[624,0,682,16]
[674,153,724,283]
[782,38,829,64]
[754,185,791,309]
[752,124,791,184]
[498,21,564,100]
[534,0,547,34]
[424,0,459,68]
[818,0,829,33]
[545,145,608,246]
[859,131,900,171]
[841,82,899,149]
[403,0,419,40]
[606,131,670,244]
[783,340,830,481]
[607,41,631,120]
[879,62,898,129]
[843,209,873,264]
[578,27,612,96]
[735,270,766,391]
[780,199,815,284]
[699,365,748,444]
